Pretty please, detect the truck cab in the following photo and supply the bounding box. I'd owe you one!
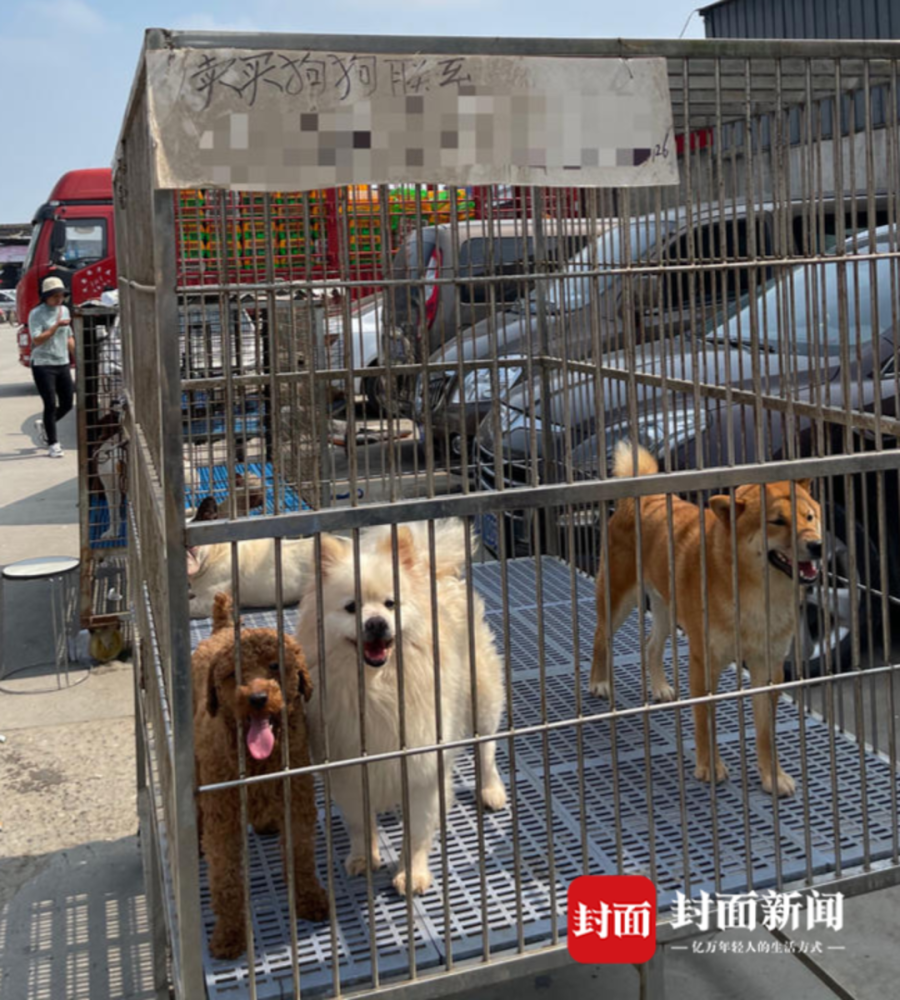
[16,168,116,366]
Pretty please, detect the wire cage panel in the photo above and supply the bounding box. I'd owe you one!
[117,31,900,1000]
[78,308,128,548]
[181,558,899,999]
[75,306,130,641]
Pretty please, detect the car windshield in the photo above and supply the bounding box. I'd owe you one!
[59,221,105,266]
[708,228,900,356]
[546,221,667,312]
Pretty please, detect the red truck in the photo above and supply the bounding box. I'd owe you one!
[16,168,116,366]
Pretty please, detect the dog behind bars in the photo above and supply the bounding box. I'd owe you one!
[193,593,328,958]
[589,442,823,797]
[297,519,508,898]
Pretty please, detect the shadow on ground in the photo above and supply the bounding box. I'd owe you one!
[0,382,37,399]
[0,477,79,523]
[0,836,164,1000]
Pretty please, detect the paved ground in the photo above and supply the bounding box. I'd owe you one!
[1,314,899,1000]
[0,320,157,1000]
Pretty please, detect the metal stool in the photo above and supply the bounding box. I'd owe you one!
[0,556,86,694]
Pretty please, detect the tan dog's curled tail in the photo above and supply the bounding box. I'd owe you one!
[612,440,658,479]
[612,442,659,519]
[212,592,235,633]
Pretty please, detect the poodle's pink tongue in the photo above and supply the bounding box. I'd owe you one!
[247,717,275,760]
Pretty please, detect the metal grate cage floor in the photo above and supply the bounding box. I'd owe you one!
[185,557,899,999]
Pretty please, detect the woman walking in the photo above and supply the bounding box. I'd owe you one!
[29,276,74,458]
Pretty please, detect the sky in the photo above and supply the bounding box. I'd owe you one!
[0,0,705,222]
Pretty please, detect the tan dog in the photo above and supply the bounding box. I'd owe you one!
[193,593,328,958]
[590,443,822,797]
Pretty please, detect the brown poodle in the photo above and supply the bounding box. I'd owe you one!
[193,592,329,959]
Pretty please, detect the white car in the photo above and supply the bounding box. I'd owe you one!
[0,289,16,324]
[320,293,383,405]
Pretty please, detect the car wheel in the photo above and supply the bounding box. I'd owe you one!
[787,506,883,677]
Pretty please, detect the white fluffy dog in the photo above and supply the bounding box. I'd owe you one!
[96,432,127,541]
[186,494,315,618]
[187,536,315,618]
[297,519,507,897]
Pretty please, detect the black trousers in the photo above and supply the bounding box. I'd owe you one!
[32,364,74,446]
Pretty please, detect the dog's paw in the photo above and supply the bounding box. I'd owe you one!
[393,867,432,897]
[296,882,330,922]
[589,679,611,700]
[210,922,247,960]
[481,782,508,812]
[653,682,676,703]
[760,767,796,797]
[345,852,383,877]
[694,758,729,785]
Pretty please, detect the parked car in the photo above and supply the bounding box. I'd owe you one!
[231,222,586,419]
[0,289,16,324]
[474,225,900,673]
[424,195,891,463]
[324,293,384,407]
[374,218,594,419]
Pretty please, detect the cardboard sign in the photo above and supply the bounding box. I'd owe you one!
[145,48,679,191]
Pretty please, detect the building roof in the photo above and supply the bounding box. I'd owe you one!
[0,245,27,263]
[698,0,900,37]
[0,223,31,242]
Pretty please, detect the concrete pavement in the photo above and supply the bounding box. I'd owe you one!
[0,324,79,565]
[0,318,156,999]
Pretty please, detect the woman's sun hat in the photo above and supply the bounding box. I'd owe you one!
[41,276,66,296]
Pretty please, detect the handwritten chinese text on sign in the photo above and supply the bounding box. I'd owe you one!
[144,49,679,191]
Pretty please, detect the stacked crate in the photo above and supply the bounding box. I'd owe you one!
[387,186,476,232]
[176,190,331,281]
[233,191,331,276]
[175,186,477,289]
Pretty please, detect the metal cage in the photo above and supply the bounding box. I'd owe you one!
[75,303,130,660]
[118,32,900,1000]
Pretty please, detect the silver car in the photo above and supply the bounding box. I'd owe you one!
[424,194,890,460]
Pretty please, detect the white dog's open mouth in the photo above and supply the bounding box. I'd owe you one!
[246,715,276,760]
[363,637,393,668]
[769,550,820,584]
[347,635,395,667]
